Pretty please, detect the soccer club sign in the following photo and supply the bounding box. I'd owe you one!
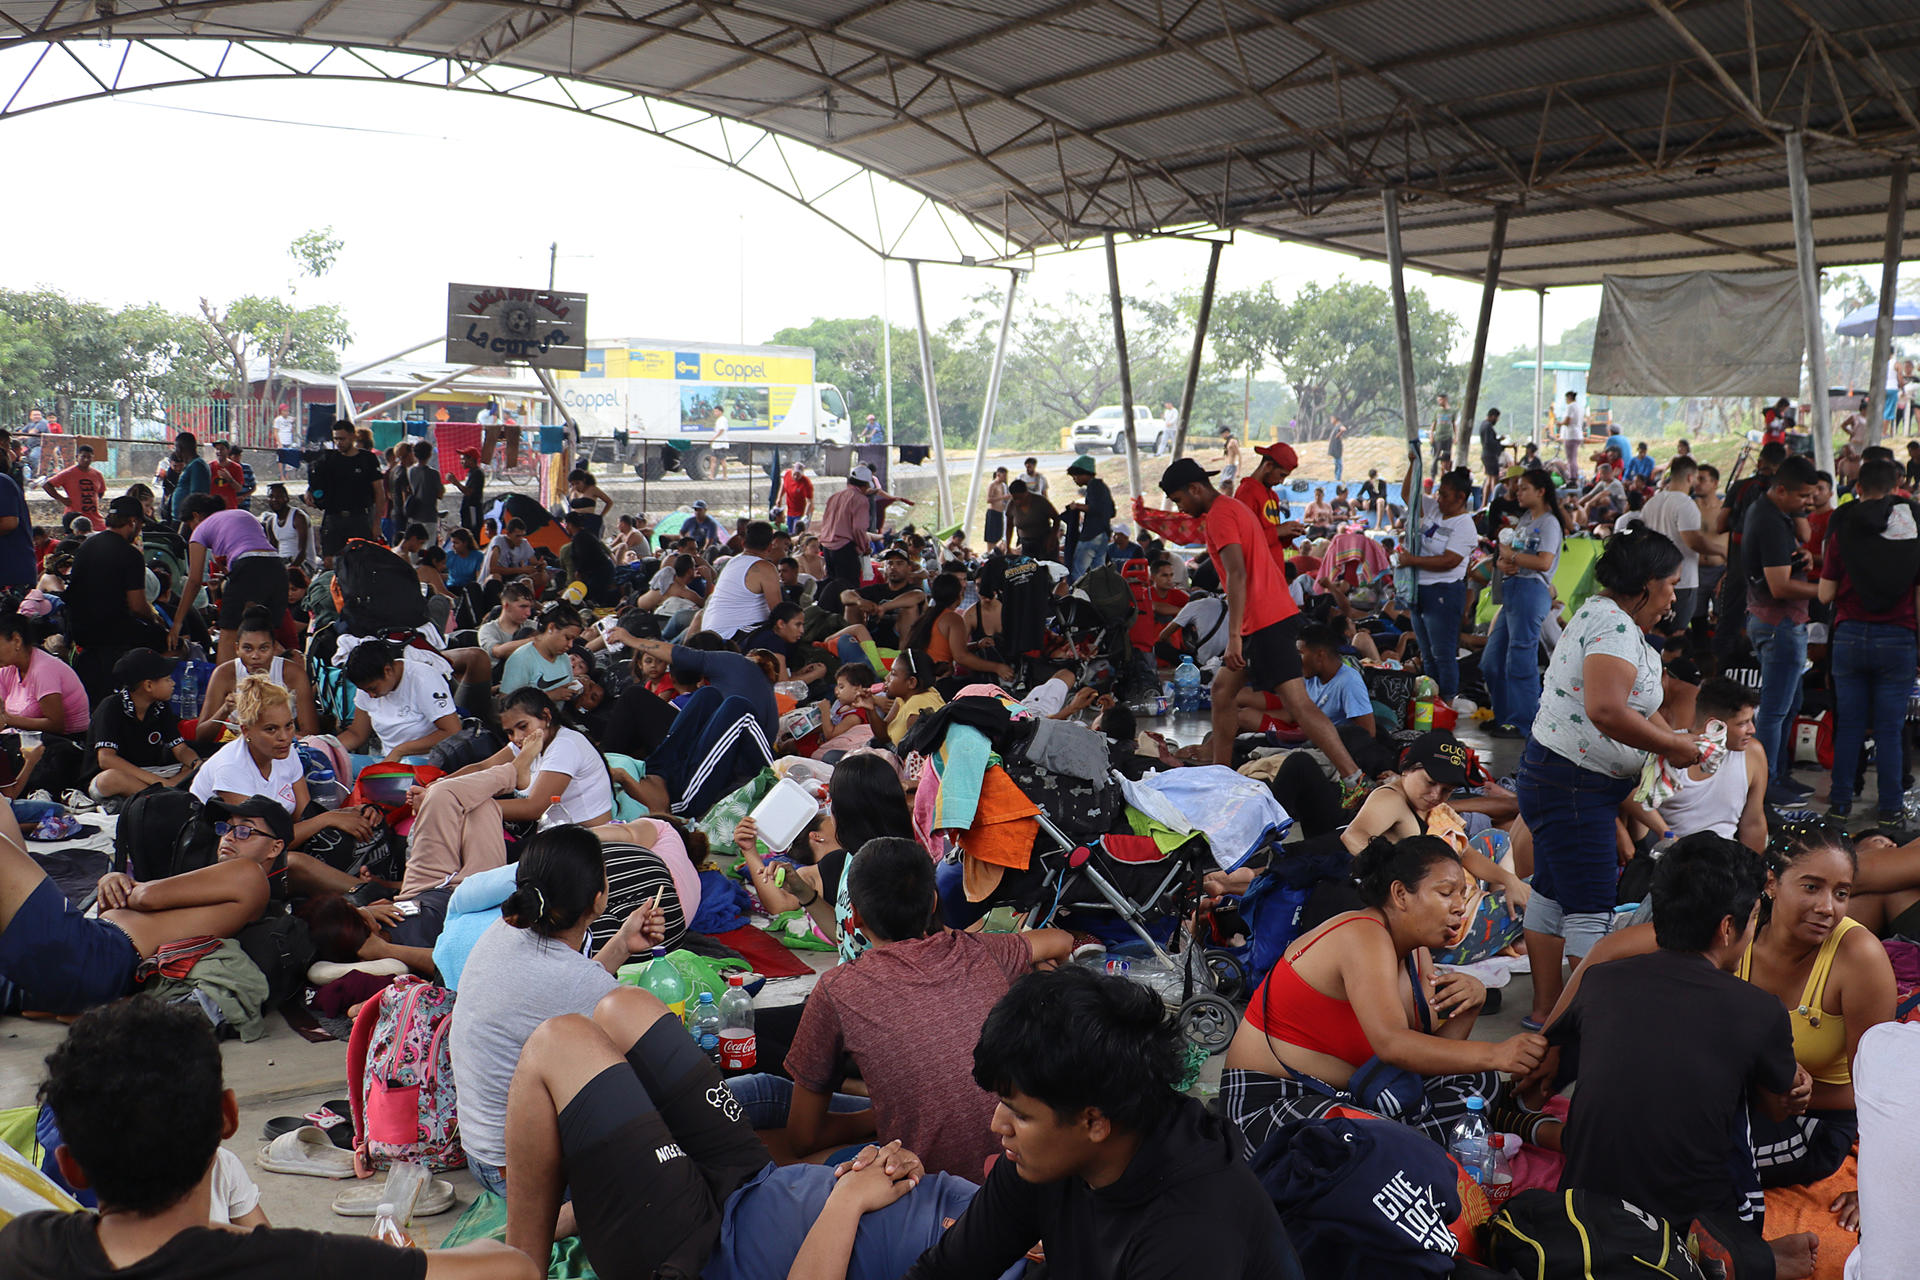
[447,284,589,370]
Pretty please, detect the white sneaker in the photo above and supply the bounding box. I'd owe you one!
[23,789,52,804]
[60,789,97,813]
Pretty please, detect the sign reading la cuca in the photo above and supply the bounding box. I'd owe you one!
[446,283,589,370]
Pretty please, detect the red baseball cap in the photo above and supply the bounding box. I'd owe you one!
[1254,442,1298,470]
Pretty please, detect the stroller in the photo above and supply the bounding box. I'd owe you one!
[998,558,1154,700]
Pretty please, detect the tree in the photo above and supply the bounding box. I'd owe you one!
[0,288,217,420]
[1210,279,1461,440]
[768,316,935,442]
[199,227,351,416]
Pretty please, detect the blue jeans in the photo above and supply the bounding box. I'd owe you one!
[1482,576,1549,731]
[1515,739,1637,915]
[470,1157,506,1198]
[1069,533,1106,582]
[1829,621,1917,814]
[1411,579,1467,702]
[1332,454,1343,484]
[721,1072,871,1130]
[1749,616,1808,784]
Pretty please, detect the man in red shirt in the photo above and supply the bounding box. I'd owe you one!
[1160,458,1361,781]
[1233,441,1307,572]
[42,443,107,524]
[209,441,244,510]
[781,463,814,534]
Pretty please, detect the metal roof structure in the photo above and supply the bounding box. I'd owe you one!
[3,0,1918,282]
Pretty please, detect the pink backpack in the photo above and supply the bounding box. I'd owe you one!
[346,976,465,1174]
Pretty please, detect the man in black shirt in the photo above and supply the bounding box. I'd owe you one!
[307,420,387,555]
[843,550,926,648]
[1740,455,1819,806]
[65,497,168,699]
[0,1000,534,1280]
[1547,833,1814,1280]
[1064,455,1115,582]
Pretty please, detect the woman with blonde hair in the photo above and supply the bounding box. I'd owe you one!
[190,674,379,894]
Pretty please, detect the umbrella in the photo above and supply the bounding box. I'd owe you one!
[1835,298,1920,338]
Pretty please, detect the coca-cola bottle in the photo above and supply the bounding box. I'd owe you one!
[718,972,757,1071]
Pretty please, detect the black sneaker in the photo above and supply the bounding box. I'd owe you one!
[1776,776,1815,797]
[1827,802,1853,822]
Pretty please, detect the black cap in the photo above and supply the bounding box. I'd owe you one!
[1157,457,1217,496]
[204,795,296,847]
[112,647,175,689]
[106,495,145,524]
[1400,729,1470,786]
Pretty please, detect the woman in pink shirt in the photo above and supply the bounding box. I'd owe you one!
[0,613,92,804]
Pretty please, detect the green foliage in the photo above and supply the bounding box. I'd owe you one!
[768,316,932,442]
[220,296,351,375]
[1209,278,1461,439]
[289,227,344,282]
[0,288,218,412]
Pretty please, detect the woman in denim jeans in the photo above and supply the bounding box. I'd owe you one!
[1483,469,1566,738]
[1516,527,1704,1029]
[1397,466,1478,703]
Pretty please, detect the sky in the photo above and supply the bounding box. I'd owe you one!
[0,51,1605,372]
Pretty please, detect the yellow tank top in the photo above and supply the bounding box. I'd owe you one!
[1738,915,1861,1086]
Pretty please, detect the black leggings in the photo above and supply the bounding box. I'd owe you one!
[1269,751,1347,839]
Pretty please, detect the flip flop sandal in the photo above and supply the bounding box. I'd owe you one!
[262,1101,355,1147]
[256,1126,357,1178]
[1519,1015,1545,1033]
[332,1178,457,1218]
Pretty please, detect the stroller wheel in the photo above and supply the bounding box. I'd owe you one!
[1177,994,1238,1056]
[1202,951,1250,1003]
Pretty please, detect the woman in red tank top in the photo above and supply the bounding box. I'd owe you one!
[1219,836,1549,1152]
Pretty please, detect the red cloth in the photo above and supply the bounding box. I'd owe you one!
[713,924,814,978]
[1131,495,1205,545]
[435,424,484,483]
[1205,494,1297,631]
[784,930,1032,1180]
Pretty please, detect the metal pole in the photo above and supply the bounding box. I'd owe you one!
[345,335,446,379]
[1459,206,1510,449]
[1175,240,1224,461]
[1533,290,1546,446]
[1786,130,1835,474]
[1104,232,1143,498]
[881,259,895,448]
[350,365,487,422]
[1868,159,1910,451]
[906,260,953,525]
[963,268,1022,539]
[1381,190,1421,447]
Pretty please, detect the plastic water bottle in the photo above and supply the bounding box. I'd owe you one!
[635,947,690,1023]
[775,680,809,704]
[1483,1133,1516,1208]
[535,794,566,831]
[718,973,757,1071]
[1448,1096,1492,1184]
[690,991,721,1065]
[1173,656,1202,713]
[371,1202,415,1248]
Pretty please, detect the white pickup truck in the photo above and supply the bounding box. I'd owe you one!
[1069,404,1166,455]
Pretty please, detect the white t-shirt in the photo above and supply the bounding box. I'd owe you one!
[272,415,295,448]
[1641,489,1703,589]
[1021,677,1071,718]
[1023,470,1049,498]
[1416,512,1477,585]
[521,726,614,825]
[1170,596,1230,665]
[1850,1021,1920,1280]
[191,737,306,812]
[208,1147,262,1225]
[359,655,456,755]
[1532,595,1664,778]
[1560,401,1586,440]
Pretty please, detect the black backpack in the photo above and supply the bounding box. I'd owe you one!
[1488,1190,1707,1280]
[235,911,317,1010]
[331,538,430,636]
[113,786,216,883]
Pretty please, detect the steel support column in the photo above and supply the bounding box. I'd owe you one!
[963,268,1022,539]
[1382,190,1421,448]
[1174,240,1224,461]
[1459,206,1510,456]
[1105,232,1143,498]
[1534,290,1547,446]
[882,259,895,448]
[1786,131,1834,474]
[1867,160,1910,451]
[907,260,953,525]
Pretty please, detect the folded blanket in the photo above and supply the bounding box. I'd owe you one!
[930,724,992,831]
[1762,1157,1857,1280]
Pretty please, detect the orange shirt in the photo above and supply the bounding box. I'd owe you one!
[1205,493,1296,633]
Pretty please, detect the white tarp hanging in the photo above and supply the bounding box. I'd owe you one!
[1588,269,1804,396]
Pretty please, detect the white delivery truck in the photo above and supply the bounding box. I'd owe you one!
[552,338,851,480]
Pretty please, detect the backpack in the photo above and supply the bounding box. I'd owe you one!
[1072,563,1136,628]
[112,787,214,882]
[234,912,317,1010]
[330,538,430,636]
[346,975,465,1174]
[1488,1190,1706,1280]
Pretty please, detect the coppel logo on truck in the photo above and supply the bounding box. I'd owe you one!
[562,388,623,409]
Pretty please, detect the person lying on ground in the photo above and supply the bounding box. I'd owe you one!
[188,676,378,893]
[1843,827,1920,935]
[450,824,667,1200]
[1018,668,1101,720]
[1221,835,1544,1152]
[84,648,201,803]
[193,606,318,743]
[0,998,537,1279]
[610,636,780,817]
[336,640,470,763]
[734,810,842,941]
[0,802,266,1015]
[770,838,1074,1178]
[736,602,829,685]
[1512,832,1817,1280]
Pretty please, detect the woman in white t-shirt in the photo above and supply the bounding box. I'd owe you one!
[1395,468,1479,703]
[1514,526,1706,1029]
[191,675,379,879]
[433,686,613,828]
[1482,468,1565,739]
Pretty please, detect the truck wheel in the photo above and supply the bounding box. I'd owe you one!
[683,446,711,482]
[1111,437,1126,455]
